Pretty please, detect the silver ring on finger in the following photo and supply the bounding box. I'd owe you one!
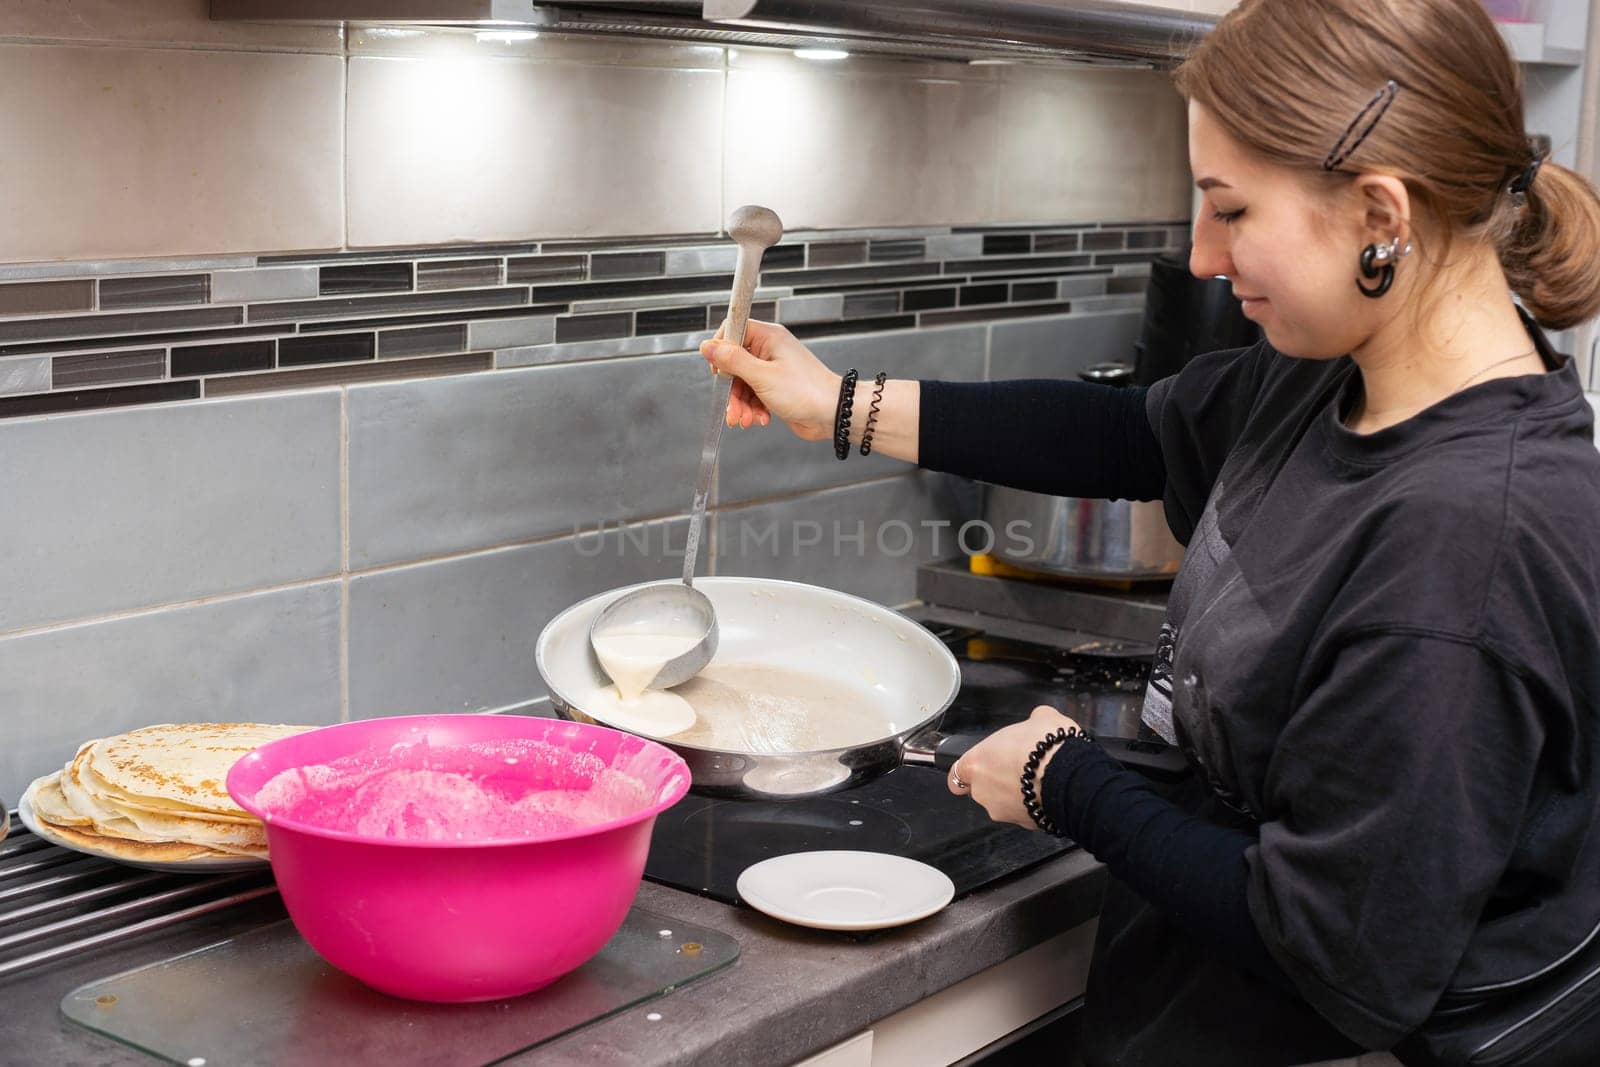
[949,766,971,793]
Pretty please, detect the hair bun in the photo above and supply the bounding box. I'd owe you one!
[1503,161,1600,331]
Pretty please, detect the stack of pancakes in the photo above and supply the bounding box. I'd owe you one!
[23,722,312,862]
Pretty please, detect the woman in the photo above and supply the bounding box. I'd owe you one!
[700,0,1600,1062]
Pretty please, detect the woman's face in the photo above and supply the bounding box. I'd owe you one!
[1187,101,1381,359]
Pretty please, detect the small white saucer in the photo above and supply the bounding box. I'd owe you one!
[736,850,955,932]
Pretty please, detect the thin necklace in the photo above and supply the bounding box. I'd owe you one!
[1354,347,1539,425]
[1450,348,1538,395]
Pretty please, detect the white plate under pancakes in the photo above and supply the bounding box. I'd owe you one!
[736,850,955,932]
[17,784,267,875]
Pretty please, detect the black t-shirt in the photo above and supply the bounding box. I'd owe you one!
[1128,326,1600,1050]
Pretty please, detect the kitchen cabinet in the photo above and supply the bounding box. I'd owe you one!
[802,922,1098,1067]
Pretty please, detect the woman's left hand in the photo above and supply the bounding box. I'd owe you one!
[949,705,1083,828]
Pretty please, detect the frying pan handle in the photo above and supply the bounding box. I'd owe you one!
[901,730,986,772]
[905,728,1190,782]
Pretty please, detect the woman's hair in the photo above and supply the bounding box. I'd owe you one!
[1174,0,1600,330]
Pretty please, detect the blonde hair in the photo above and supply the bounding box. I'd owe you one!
[1175,0,1600,330]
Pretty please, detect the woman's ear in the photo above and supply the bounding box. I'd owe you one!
[1353,173,1411,246]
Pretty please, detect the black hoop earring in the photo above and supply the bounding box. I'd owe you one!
[1357,244,1394,298]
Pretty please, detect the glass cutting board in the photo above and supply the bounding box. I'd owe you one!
[63,907,738,1067]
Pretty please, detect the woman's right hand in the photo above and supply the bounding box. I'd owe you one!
[699,320,841,440]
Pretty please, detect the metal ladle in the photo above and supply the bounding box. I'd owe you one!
[589,204,784,689]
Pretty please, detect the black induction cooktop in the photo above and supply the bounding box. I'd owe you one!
[643,620,1156,906]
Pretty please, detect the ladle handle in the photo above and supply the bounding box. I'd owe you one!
[681,376,732,587]
[721,238,765,357]
[680,212,780,587]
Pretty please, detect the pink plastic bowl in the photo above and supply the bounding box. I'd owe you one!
[227,714,690,1003]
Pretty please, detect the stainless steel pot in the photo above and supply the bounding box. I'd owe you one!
[536,576,1186,799]
[982,362,1184,581]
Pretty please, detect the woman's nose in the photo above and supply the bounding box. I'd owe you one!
[1189,217,1233,280]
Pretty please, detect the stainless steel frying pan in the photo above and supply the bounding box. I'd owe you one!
[538,576,1188,799]
[537,577,977,799]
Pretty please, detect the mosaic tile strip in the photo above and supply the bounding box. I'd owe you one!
[0,221,1185,419]
[53,348,166,388]
[0,280,94,318]
[99,274,209,310]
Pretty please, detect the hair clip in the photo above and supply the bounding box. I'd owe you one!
[1509,154,1545,208]
[1323,80,1401,171]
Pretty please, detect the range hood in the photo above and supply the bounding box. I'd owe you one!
[210,0,1217,65]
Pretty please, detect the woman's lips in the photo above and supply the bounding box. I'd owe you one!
[1237,295,1267,317]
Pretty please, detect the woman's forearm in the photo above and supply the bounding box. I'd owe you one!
[842,377,919,463]
[918,379,1166,501]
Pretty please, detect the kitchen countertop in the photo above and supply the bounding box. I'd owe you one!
[0,839,1106,1067]
[6,572,1159,1066]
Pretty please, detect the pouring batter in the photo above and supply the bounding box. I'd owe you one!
[588,629,700,736]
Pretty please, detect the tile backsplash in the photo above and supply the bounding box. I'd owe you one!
[0,222,1181,414]
[0,221,1167,800]
[0,2,1192,801]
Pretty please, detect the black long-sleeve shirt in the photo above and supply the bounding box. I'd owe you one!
[919,377,1288,986]
[916,322,1600,1060]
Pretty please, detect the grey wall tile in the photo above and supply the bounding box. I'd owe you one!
[416,259,502,291]
[348,518,687,719]
[320,262,413,296]
[496,328,712,368]
[717,325,987,506]
[808,241,867,267]
[248,287,527,325]
[636,306,707,336]
[278,332,376,367]
[99,274,209,309]
[1057,275,1110,298]
[170,339,275,377]
[776,294,844,325]
[870,239,927,262]
[920,302,1070,328]
[0,280,95,317]
[205,352,490,397]
[843,292,902,318]
[0,356,51,395]
[986,310,1143,381]
[925,234,983,259]
[466,315,555,350]
[348,355,705,568]
[555,312,632,343]
[0,46,343,263]
[52,348,165,387]
[0,582,342,804]
[506,255,587,284]
[0,391,341,632]
[1071,294,1146,313]
[210,267,319,304]
[0,306,240,345]
[714,472,975,607]
[379,323,467,359]
[0,380,197,418]
[1034,233,1081,254]
[664,246,736,275]
[591,251,665,279]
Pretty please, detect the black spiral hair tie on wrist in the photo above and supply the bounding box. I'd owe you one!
[1021,726,1083,836]
[859,372,888,456]
[833,368,858,461]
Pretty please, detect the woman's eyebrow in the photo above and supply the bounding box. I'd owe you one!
[1195,177,1233,190]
